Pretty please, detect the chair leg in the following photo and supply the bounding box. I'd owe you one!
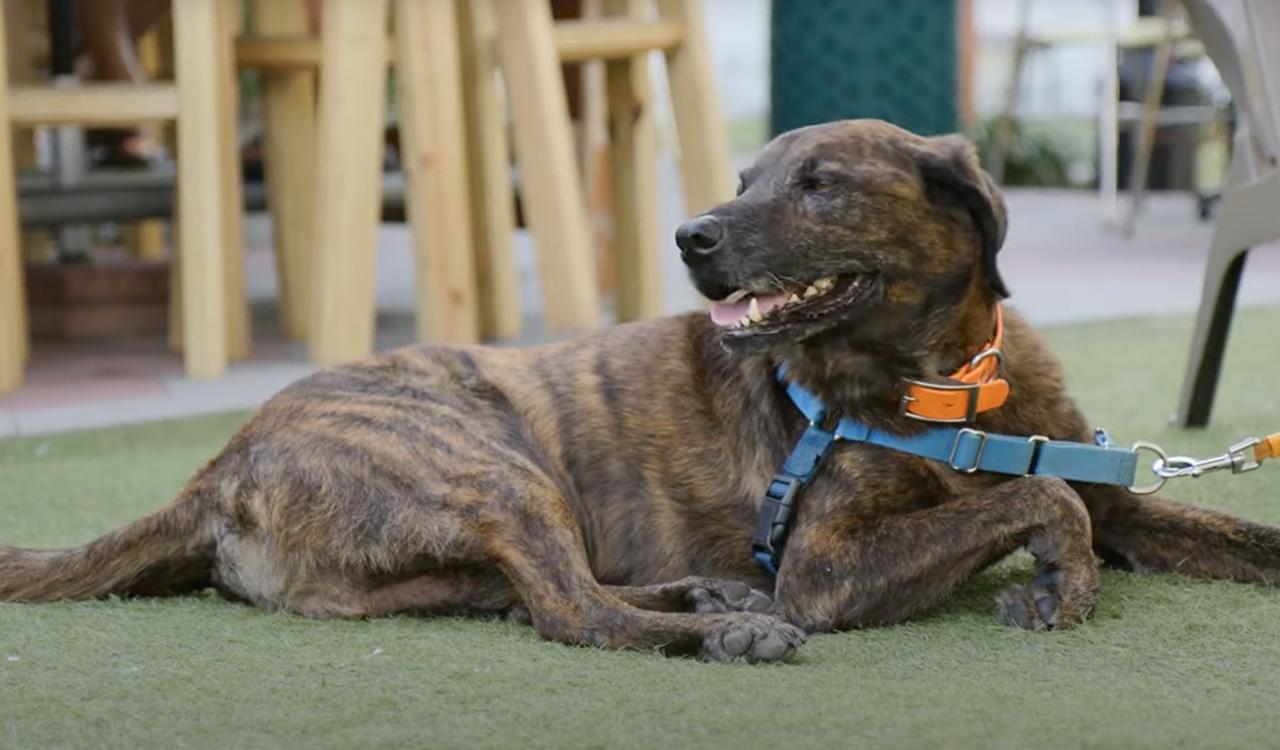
[0,2,28,392]
[605,0,660,321]
[217,0,250,361]
[1175,168,1280,426]
[1176,248,1248,428]
[493,0,599,333]
[172,0,229,379]
[457,0,521,340]
[255,0,317,342]
[655,0,734,215]
[1120,2,1175,237]
[395,0,479,344]
[308,0,390,364]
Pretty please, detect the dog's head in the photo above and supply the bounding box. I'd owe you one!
[678,119,1007,356]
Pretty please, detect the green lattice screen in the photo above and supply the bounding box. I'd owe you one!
[770,0,958,137]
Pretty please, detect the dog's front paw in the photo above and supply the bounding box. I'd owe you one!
[700,613,806,664]
[685,579,774,614]
[997,570,1091,631]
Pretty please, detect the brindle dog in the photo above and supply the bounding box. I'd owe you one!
[4,120,1279,663]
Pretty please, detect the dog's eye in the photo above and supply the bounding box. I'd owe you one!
[798,174,837,192]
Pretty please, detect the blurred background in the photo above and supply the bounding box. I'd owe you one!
[1,0,1278,435]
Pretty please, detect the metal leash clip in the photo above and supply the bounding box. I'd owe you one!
[1130,435,1273,495]
[1154,437,1263,481]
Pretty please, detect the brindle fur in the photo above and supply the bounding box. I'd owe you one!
[4,120,1280,662]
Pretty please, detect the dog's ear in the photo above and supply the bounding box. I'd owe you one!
[911,134,1010,299]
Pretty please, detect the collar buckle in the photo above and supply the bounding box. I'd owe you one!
[899,380,984,424]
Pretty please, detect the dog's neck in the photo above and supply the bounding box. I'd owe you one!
[774,296,999,432]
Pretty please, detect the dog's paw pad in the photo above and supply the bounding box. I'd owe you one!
[701,614,806,664]
[997,582,1060,631]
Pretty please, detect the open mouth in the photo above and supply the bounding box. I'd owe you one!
[709,273,877,335]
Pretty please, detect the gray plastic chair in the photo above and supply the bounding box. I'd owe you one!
[1175,0,1280,426]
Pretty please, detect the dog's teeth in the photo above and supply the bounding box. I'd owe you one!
[747,298,763,323]
[788,294,801,305]
[803,285,820,299]
[814,276,835,291]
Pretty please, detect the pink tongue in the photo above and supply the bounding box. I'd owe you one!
[709,300,749,326]
[709,292,789,327]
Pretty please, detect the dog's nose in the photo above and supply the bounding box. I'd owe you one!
[675,215,724,259]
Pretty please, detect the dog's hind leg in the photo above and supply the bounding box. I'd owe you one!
[361,566,520,617]
[290,569,519,620]
[487,485,805,662]
[1082,485,1280,583]
[776,476,1100,632]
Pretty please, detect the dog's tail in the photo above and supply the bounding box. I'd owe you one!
[0,486,217,602]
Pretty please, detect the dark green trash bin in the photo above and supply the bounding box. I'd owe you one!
[770,1,959,137]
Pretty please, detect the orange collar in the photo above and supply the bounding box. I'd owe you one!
[900,305,1010,423]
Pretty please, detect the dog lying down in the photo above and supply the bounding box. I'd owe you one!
[5,120,1280,664]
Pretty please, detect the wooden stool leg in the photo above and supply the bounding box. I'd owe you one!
[605,0,660,321]
[168,250,184,353]
[0,3,28,392]
[126,221,168,261]
[494,0,599,333]
[396,0,479,344]
[255,0,317,341]
[217,0,250,360]
[128,20,169,266]
[172,0,229,379]
[310,0,390,364]
[655,0,733,215]
[457,0,521,340]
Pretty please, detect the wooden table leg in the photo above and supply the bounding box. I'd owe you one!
[0,2,28,392]
[494,0,599,333]
[255,0,317,342]
[309,0,390,364]
[605,0,660,321]
[457,0,521,340]
[396,0,479,344]
[173,0,229,379]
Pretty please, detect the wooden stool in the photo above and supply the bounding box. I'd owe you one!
[493,0,733,325]
[0,0,248,393]
[238,0,496,364]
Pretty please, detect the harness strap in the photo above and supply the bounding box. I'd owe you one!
[750,425,835,576]
[751,371,1142,576]
[783,378,1138,485]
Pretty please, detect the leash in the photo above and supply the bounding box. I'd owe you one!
[751,368,1280,577]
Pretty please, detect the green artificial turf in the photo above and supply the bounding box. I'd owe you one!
[2,308,1280,749]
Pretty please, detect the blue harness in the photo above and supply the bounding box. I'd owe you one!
[751,369,1141,576]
